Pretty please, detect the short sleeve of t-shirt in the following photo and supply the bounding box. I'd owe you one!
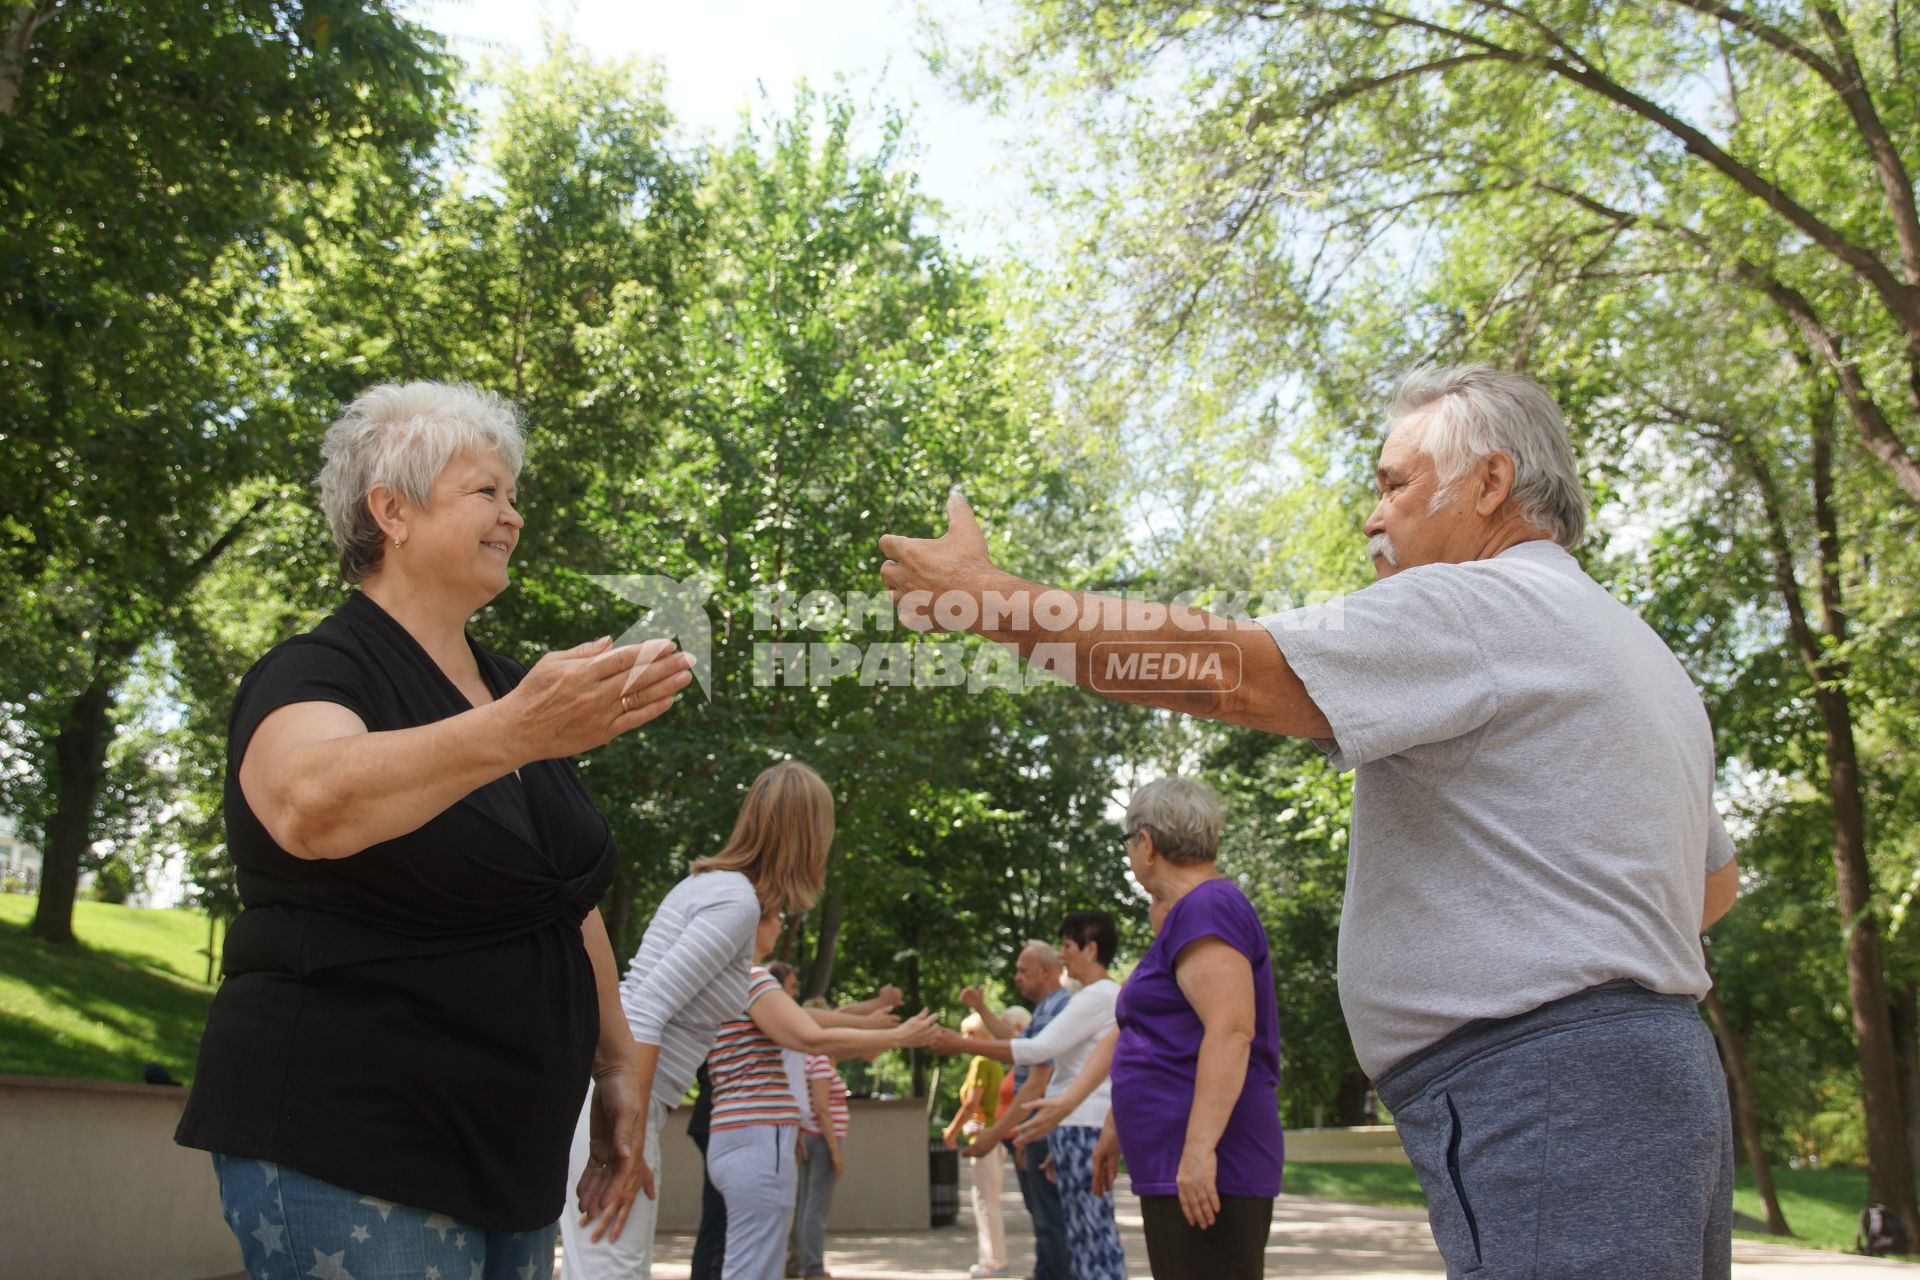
[1161,881,1268,971]
[1706,804,1735,872]
[961,1056,1005,1125]
[1259,567,1499,770]
[743,965,780,1012]
[230,639,376,767]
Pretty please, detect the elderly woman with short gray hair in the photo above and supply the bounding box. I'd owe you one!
[175,381,694,1280]
[1017,776,1283,1280]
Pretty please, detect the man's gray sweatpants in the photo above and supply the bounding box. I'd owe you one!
[706,1123,799,1280]
[1375,980,1733,1280]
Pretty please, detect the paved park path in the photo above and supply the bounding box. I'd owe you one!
[640,1161,1920,1280]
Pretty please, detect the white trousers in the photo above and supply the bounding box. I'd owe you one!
[970,1138,1007,1269]
[559,1093,668,1280]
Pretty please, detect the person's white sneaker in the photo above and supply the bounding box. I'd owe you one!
[969,1266,1010,1278]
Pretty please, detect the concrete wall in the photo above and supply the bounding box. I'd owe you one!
[0,1075,237,1280]
[1285,1124,1412,1164]
[0,1078,938,1279]
[652,1098,934,1232]
[0,1073,1403,1280]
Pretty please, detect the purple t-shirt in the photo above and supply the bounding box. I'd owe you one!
[1110,877,1284,1198]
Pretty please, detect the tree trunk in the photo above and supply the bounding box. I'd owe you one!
[0,2,53,122]
[1820,687,1918,1239]
[1733,385,1920,1245]
[29,676,114,943]
[1334,1070,1374,1127]
[1702,978,1791,1234]
[906,946,926,1098]
[803,889,844,1000]
[28,495,266,944]
[1892,983,1920,1178]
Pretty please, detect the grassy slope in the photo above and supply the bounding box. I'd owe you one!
[0,895,215,1083]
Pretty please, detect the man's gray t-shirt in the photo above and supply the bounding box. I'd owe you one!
[1261,539,1733,1079]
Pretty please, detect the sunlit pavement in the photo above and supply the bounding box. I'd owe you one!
[628,1160,1920,1279]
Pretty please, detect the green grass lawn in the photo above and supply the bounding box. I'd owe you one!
[0,894,217,1083]
[1283,1160,1429,1208]
[1733,1164,1917,1260]
[1283,1158,1899,1261]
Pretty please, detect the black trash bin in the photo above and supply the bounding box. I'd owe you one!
[929,1137,960,1227]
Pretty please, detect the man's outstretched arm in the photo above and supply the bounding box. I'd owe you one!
[878,490,1330,739]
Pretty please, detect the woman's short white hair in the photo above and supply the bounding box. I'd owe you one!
[1001,1006,1032,1033]
[318,381,526,582]
[1124,775,1224,867]
[1387,365,1587,547]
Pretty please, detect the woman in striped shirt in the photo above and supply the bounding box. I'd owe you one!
[564,762,839,1280]
[707,911,938,1280]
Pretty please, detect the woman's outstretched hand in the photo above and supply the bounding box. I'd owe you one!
[892,1008,943,1049]
[502,635,694,762]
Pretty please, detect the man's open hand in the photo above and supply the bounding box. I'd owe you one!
[877,489,997,633]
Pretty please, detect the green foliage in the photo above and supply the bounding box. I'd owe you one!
[939,0,1920,1148]
[0,0,457,941]
[58,35,1158,1096]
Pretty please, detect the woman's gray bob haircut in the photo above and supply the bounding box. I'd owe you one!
[1124,775,1225,867]
[1388,365,1587,547]
[319,381,527,583]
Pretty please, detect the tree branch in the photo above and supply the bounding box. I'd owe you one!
[1297,0,1920,339]
[1528,181,1920,509]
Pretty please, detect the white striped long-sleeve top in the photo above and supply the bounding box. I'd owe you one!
[618,868,762,1107]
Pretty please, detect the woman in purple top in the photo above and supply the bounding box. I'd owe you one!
[1017,777,1283,1280]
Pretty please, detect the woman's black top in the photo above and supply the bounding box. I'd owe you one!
[175,592,617,1231]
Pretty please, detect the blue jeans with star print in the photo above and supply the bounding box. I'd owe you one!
[212,1153,556,1280]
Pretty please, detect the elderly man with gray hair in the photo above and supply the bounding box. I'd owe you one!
[881,366,1739,1278]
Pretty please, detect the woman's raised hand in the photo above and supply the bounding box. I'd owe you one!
[893,1009,942,1049]
[499,636,694,762]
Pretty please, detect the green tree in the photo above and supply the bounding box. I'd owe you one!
[0,0,454,943]
[934,0,1920,1220]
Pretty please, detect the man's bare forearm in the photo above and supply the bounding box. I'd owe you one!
[922,568,1328,737]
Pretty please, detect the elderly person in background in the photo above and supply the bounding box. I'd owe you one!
[941,1012,1010,1278]
[1017,777,1282,1280]
[936,914,1126,1280]
[957,950,1068,1280]
[881,365,1741,1278]
[176,382,695,1280]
